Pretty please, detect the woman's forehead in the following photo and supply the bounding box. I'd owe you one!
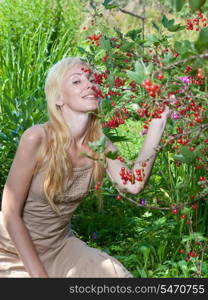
[66,64,92,77]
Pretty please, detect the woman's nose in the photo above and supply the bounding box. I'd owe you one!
[86,79,94,89]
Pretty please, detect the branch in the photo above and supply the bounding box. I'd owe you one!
[163,123,208,145]
[129,123,208,169]
[102,189,208,211]
[154,52,208,76]
[118,8,145,20]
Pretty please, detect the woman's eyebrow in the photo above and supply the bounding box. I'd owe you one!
[69,72,83,78]
[69,72,92,78]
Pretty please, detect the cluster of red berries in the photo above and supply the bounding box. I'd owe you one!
[177,137,189,146]
[114,77,126,88]
[122,105,129,115]
[198,176,207,188]
[119,167,146,185]
[186,11,207,31]
[91,85,105,99]
[141,79,161,97]
[166,95,205,125]
[137,107,151,118]
[186,251,198,260]
[116,195,122,200]
[106,90,122,99]
[196,68,204,79]
[81,67,108,85]
[95,181,102,191]
[157,73,165,80]
[102,55,109,62]
[101,115,125,129]
[180,249,199,261]
[116,155,125,162]
[188,68,204,85]
[101,105,129,129]
[82,19,96,31]
[129,80,137,91]
[87,34,102,46]
[185,65,192,73]
[126,52,133,57]
[171,203,198,215]
[137,104,166,120]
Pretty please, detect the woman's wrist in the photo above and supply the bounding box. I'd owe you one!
[31,272,49,278]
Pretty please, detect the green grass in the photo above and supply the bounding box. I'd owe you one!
[0,0,208,278]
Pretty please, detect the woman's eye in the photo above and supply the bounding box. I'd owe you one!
[73,80,81,84]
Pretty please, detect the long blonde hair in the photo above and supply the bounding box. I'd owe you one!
[34,57,106,215]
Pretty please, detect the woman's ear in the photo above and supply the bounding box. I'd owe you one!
[56,94,64,107]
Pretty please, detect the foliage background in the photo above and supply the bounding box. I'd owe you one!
[0,0,208,277]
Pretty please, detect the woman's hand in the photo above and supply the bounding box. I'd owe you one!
[161,105,173,120]
[160,94,176,119]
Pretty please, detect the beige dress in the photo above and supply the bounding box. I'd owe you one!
[0,163,133,278]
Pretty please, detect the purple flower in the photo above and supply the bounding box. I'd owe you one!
[139,198,146,206]
[91,232,97,240]
[178,76,190,84]
[140,129,148,136]
[171,111,180,120]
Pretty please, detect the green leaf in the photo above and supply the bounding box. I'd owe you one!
[162,15,174,28]
[0,132,8,140]
[162,15,186,32]
[113,27,124,40]
[125,29,142,41]
[88,135,107,153]
[102,128,129,142]
[174,40,196,57]
[152,21,160,32]
[195,27,208,52]
[100,96,112,114]
[143,34,160,46]
[188,0,206,11]
[105,150,119,159]
[170,0,185,12]
[102,0,118,9]
[180,146,196,161]
[80,152,103,161]
[127,60,154,84]
[140,245,150,258]
[146,63,154,74]
[163,52,175,64]
[99,36,111,51]
[77,46,88,54]
[120,42,135,52]
[126,70,141,83]
[173,154,188,163]
[173,145,199,164]
[182,232,207,242]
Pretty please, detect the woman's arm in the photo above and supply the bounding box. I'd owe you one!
[1,125,49,278]
[105,106,172,195]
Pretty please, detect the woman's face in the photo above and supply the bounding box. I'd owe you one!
[59,63,100,113]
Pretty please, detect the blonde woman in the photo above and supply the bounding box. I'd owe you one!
[0,57,172,278]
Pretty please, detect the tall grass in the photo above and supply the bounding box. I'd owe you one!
[0,0,207,277]
[0,0,85,195]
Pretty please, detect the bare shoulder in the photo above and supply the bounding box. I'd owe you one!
[21,123,46,142]
[19,123,47,153]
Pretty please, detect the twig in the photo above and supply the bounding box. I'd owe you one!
[164,124,208,143]
[102,189,208,211]
[118,8,145,20]
[154,52,208,76]
[130,123,208,168]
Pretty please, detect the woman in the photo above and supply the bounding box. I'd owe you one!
[0,56,172,278]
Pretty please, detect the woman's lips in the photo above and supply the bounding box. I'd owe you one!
[83,95,98,100]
